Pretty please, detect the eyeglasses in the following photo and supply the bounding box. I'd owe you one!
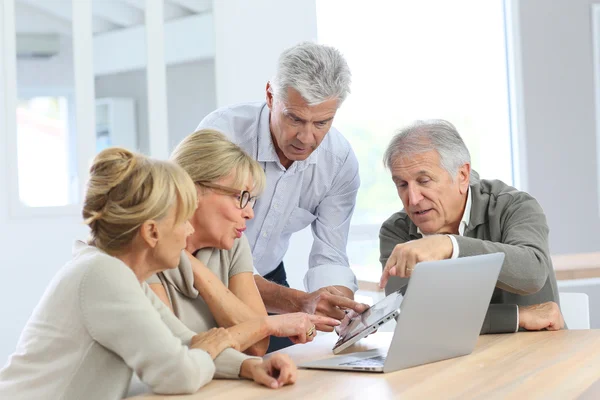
[196,181,257,209]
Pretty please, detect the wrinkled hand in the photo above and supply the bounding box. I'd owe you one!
[301,287,369,332]
[190,327,239,359]
[241,354,297,389]
[266,313,341,343]
[518,302,565,331]
[379,236,453,288]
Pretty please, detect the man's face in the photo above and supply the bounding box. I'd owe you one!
[267,85,338,168]
[391,150,470,235]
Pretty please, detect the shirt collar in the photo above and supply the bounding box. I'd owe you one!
[417,188,472,237]
[256,104,320,170]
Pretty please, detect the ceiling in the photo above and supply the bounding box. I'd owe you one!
[14,0,212,35]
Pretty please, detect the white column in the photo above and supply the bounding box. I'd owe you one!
[72,0,96,204]
[0,0,16,216]
[145,0,169,159]
[212,0,318,107]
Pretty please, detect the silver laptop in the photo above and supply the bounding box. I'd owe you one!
[300,252,505,373]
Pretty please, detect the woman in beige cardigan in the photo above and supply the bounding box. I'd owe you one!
[0,147,296,400]
[148,130,340,356]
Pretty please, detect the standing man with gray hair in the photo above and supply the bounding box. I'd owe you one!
[378,119,565,334]
[196,42,367,351]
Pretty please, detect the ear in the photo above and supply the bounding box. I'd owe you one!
[266,82,274,109]
[457,163,471,195]
[139,220,160,249]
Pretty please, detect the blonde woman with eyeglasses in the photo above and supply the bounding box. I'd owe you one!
[0,147,297,400]
[148,130,340,356]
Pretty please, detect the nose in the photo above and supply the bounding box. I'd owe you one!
[407,184,424,206]
[185,220,195,236]
[296,123,314,144]
[242,205,254,220]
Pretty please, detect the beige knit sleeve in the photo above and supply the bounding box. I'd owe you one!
[80,260,215,395]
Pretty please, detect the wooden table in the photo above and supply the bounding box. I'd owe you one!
[128,329,600,399]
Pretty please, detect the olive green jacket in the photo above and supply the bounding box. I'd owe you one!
[380,178,561,334]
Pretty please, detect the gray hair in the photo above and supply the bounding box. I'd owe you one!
[270,42,351,107]
[383,119,479,184]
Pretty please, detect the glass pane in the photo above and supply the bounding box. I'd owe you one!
[93,0,144,155]
[16,96,73,206]
[164,0,217,152]
[318,0,511,226]
[317,0,512,278]
[14,0,77,207]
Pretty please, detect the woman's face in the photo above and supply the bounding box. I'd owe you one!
[190,173,256,250]
[154,204,195,270]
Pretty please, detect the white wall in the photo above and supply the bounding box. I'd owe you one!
[212,0,318,107]
[166,60,217,150]
[517,0,599,254]
[17,35,73,89]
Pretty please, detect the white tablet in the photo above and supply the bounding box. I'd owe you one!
[332,290,403,354]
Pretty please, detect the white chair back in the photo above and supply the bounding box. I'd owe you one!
[559,292,590,330]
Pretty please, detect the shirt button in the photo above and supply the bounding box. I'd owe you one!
[262,232,268,238]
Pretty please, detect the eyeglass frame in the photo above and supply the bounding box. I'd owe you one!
[195,181,257,209]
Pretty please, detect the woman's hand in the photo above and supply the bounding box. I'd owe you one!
[266,313,341,344]
[190,327,240,359]
[240,354,297,389]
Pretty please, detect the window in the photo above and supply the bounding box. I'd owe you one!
[16,94,78,207]
[317,0,513,283]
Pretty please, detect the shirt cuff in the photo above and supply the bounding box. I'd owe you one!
[515,305,519,333]
[303,264,358,293]
[446,235,459,259]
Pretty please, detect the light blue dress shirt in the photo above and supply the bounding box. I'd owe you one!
[197,102,359,292]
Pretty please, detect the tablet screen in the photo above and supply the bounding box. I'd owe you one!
[335,290,404,347]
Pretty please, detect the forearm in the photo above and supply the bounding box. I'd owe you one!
[192,265,262,328]
[226,317,270,356]
[454,236,550,295]
[254,275,307,314]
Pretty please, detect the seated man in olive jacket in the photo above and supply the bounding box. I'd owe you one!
[378,119,564,334]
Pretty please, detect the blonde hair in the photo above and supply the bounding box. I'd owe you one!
[82,147,197,252]
[171,129,266,194]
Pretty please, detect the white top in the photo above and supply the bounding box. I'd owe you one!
[198,102,360,292]
[0,242,253,400]
[418,188,472,259]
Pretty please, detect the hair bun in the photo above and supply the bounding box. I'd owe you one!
[82,147,138,228]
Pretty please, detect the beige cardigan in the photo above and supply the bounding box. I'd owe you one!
[0,242,254,400]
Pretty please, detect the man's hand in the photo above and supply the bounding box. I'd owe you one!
[379,235,453,288]
[301,286,369,332]
[518,302,565,331]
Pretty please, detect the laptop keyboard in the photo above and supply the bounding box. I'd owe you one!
[340,355,387,367]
